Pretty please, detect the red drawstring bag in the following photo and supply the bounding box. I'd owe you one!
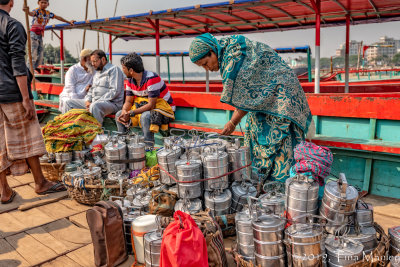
[160,210,209,267]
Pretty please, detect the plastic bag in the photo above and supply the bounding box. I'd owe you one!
[146,150,158,167]
[160,211,209,267]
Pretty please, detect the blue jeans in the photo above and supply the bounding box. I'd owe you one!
[115,110,154,143]
[29,32,43,70]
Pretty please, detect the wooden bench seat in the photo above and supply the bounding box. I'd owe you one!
[34,100,115,119]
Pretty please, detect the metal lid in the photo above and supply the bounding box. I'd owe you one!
[325,180,358,201]
[232,181,257,196]
[252,214,286,230]
[65,163,78,173]
[105,139,126,150]
[204,190,232,203]
[84,166,102,176]
[157,147,180,158]
[389,226,400,241]
[259,192,285,205]
[235,208,252,222]
[108,172,129,180]
[175,198,202,213]
[287,176,319,191]
[175,159,202,170]
[325,235,364,256]
[202,151,228,161]
[348,227,377,243]
[69,170,84,179]
[144,230,162,244]
[132,194,151,207]
[128,142,145,149]
[286,223,323,238]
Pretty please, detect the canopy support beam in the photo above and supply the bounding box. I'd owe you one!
[60,30,65,84]
[344,14,350,93]
[182,55,185,84]
[147,18,161,75]
[311,0,321,93]
[109,34,113,63]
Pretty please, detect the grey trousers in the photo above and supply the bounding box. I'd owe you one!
[64,99,119,125]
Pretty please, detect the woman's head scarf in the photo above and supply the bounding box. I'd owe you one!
[189,33,222,63]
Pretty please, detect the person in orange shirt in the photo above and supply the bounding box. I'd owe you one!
[23,0,74,70]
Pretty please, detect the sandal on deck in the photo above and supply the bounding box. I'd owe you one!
[1,190,16,204]
[37,182,66,195]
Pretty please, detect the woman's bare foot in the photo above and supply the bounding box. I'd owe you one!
[1,186,14,203]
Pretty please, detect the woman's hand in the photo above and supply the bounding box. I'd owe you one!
[221,121,236,136]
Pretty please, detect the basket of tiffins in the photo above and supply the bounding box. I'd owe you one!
[63,165,130,205]
[39,153,70,182]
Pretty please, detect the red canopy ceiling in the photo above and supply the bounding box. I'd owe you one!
[45,0,400,40]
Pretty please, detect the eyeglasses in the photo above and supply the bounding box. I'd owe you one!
[91,58,100,64]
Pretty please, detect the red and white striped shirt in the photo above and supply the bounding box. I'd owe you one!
[125,71,175,110]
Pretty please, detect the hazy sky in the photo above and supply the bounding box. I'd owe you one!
[8,0,400,72]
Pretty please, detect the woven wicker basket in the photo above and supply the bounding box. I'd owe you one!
[63,175,128,205]
[40,162,66,182]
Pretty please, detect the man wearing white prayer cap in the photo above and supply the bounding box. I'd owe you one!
[59,49,94,113]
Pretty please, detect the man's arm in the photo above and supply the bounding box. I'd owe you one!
[97,67,124,102]
[117,96,134,124]
[8,21,35,119]
[53,14,74,25]
[16,76,35,120]
[130,97,157,115]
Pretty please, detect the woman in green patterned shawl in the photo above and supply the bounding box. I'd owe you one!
[189,33,312,182]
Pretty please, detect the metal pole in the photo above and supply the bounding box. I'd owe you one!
[206,70,210,92]
[314,0,321,93]
[82,0,89,49]
[23,0,36,95]
[344,14,350,93]
[60,30,65,84]
[155,19,160,75]
[181,55,185,84]
[307,48,312,82]
[166,56,171,83]
[95,0,99,49]
[357,41,363,72]
[109,34,112,63]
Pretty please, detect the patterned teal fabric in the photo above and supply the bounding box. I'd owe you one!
[189,33,312,182]
[189,33,311,132]
[245,112,305,181]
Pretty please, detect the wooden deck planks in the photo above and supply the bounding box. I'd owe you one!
[0,239,30,267]
[41,255,83,267]
[6,232,58,266]
[58,199,90,213]
[26,227,71,255]
[41,219,91,246]
[37,202,80,220]
[69,212,89,229]
[66,244,95,267]
[0,213,26,239]
[8,209,54,234]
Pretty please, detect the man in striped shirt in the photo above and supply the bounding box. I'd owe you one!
[116,53,175,144]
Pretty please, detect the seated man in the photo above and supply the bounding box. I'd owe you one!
[59,49,94,113]
[65,50,124,125]
[116,53,175,144]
